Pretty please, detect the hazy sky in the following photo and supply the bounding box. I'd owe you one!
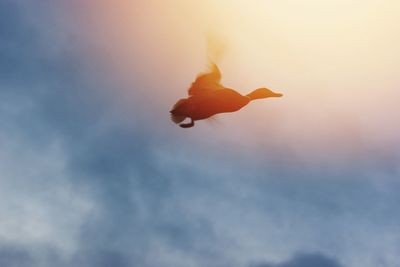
[1,1,400,267]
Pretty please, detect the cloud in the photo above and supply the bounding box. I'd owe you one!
[0,246,135,267]
[0,246,34,267]
[1,1,400,267]
[251,253,344,267]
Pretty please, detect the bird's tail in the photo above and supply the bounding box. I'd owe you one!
[170,114,186,124]
[170,99,188,124]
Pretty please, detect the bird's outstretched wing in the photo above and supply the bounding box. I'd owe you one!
[188,63,223,96]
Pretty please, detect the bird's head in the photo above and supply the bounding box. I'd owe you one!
[247,88,283,100]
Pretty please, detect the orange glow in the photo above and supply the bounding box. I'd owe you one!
[74,0,400,166]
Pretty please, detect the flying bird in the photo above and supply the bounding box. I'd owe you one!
[170,63,282,128]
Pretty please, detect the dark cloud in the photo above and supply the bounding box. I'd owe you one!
[67,250,132,267]
[0,245,134,267]
[0,246,34,267]
[251,253,345,267]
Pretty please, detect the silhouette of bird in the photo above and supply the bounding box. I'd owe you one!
[170,63,282,128]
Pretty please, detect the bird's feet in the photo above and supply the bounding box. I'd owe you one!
[179,119,194,128]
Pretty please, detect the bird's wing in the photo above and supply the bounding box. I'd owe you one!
[188,63,223,96]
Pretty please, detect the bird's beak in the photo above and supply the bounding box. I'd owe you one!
[272,92,283,97]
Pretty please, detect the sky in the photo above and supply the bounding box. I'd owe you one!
[1,0,400,266]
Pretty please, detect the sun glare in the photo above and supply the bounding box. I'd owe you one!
[83,0,400,110]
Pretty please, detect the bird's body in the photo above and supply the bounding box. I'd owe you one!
[173,89,250,120]
[170,63,282,128]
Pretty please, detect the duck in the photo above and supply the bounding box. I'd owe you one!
[170,63,283,128]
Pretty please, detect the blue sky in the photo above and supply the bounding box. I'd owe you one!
[1,1,400,267]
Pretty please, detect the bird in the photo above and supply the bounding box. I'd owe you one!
[170,63,283,128]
